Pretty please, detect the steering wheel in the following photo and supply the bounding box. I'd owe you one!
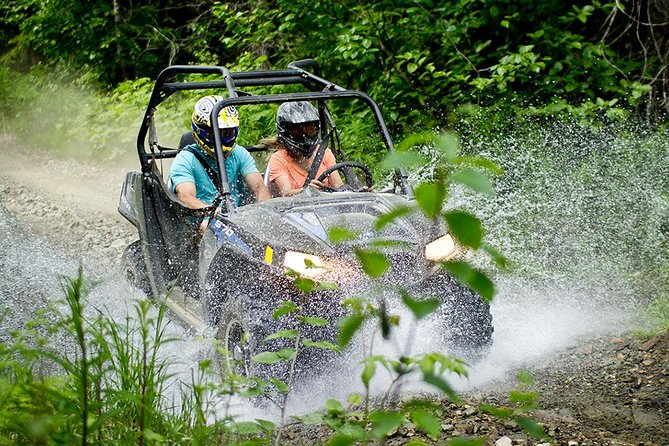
[316,161,373,192]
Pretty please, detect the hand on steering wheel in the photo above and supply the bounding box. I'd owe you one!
[316,161,374,192]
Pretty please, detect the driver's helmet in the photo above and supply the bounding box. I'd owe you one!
[191,95,240,157]
[276,101,320,158]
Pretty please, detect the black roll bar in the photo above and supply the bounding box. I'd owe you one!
[136,62,412,213]
[210,90,411,214]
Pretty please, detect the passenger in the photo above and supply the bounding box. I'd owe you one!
[169,95,270,219]
[265,101,344,197]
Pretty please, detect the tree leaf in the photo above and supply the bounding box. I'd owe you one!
[483,243,510,270]
[263,329,299,341]
[450,168,493,195]
[255,418,276,432]
[447,437,487,446]
[362,357,377,388]
[329,227,358,243]
[338,422,367,440]
[327,435,356,446]
[293,276,316,293]
[401,290,440,320]
[517,369,534,385]
[395,131,435,152]
[509,390,538,406]
[433,132,460,161]
[422,372,461,402]
[380,151,426,170]
[354,248,389,278]
[443,261,495,302]
[369,410,405,439]
[301,412,324,425]
[302,338,340,352]
[414,181,448,219]
[375,205,412,230]
[273,300,298,319]
[269,378,289,394]
[299,316,329,326]
[325,398,345,413]
[410,409,441,440]
[251,351,283,364]
[444,211,482,249]
[230,421,263,434]
[479,404,513,418]
[514,416,545,439]
[337,313,366,347]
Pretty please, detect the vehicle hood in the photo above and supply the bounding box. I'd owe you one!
[226,191,436,255]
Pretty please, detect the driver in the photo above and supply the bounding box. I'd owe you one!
[266,101,343,197]
[169,95,270,213]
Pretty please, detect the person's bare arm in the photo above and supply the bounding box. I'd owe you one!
[175,181,211,209]
[271,174,304,197]
[328,170,344,189]
[245,172,271,202]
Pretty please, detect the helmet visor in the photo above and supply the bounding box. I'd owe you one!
[287,122,319,142]
[220,127,238,147]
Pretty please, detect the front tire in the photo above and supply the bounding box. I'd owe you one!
[430,274,494,362]
[217,298,258,379]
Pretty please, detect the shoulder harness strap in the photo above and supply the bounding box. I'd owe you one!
[181,146,222,194]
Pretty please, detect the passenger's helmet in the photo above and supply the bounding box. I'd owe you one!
[276,101,320,158]
[191,95,240,157]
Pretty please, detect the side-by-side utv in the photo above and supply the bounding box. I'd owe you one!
[118,59,493,378]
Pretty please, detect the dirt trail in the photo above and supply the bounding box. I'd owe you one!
[0,135,127,216]
[0,134,136,264]
[1,134,667,446]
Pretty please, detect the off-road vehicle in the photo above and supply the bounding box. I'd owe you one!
[118,59,493,378]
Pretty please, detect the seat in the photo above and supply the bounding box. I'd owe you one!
[179,132,195,151]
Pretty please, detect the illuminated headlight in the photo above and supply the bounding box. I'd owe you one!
[425,234,459,262]
[283,251,328,277]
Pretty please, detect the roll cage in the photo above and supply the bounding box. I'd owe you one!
[136,59,412,213]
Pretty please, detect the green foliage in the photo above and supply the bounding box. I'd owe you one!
[637,293,669,335]
[479,370,547,440]
[2,0,665,151]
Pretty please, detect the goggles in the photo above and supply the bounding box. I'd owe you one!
[219,127,238,147]
[288,122,319,141]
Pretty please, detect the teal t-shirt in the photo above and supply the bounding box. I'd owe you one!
[169,143,259,207]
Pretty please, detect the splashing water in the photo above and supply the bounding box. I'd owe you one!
[449,121,669,388]
[287,121,669,412]
[1,121,667,419]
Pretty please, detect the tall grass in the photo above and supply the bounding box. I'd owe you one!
[0,268,233,445]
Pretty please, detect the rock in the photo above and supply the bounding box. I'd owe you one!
[464,406,477,416]
[495,436,512,446]
[632,410,662,425]
[638,336,660,351]
[610,337,629,349]
[578,344,594,355]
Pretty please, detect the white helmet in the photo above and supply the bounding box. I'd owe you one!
[191,95,240,157]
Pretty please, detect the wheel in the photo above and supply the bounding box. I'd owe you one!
[120,240,152,295]
[215,294,288,384]
[217,298,257,379]
[429,274,494,362]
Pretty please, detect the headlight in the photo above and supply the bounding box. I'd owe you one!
[283,251,328,277]
[425,234,460,262]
